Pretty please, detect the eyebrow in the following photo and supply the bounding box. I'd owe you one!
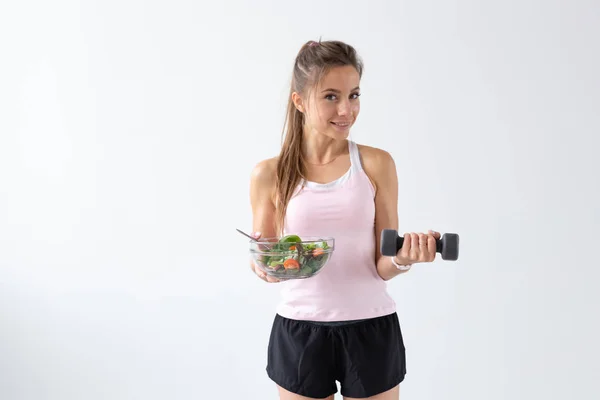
[321,86,360,93]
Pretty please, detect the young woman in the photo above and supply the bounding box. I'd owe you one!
[249,39,440,400]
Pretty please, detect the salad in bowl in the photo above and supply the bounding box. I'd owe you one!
[249,234,335,280]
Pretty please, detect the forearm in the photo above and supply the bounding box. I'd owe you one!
[376,255,410,281]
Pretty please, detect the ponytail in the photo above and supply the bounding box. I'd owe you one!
[274,87,305,236]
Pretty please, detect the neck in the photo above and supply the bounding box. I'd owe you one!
[301,128,348,165]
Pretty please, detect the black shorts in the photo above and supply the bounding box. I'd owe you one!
[266,312,406,399]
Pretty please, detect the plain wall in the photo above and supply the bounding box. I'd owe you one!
[1,0,599,399]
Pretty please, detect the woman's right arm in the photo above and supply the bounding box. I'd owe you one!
[248,158,280,283]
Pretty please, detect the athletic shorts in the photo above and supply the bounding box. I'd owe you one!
[266,312,407,398]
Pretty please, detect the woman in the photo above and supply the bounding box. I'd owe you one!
[249,39,440,400]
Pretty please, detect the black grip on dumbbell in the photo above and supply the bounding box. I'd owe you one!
[380,229,459,261]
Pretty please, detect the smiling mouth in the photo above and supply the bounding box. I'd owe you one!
[331,121,351,127]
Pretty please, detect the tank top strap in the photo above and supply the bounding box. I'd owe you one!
[348,140,363,172]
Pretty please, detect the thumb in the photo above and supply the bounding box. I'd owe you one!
[252,231,262,239]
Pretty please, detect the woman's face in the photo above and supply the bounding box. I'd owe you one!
[294,65,361,139]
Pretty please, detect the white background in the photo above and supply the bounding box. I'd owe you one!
[1,1,599,399]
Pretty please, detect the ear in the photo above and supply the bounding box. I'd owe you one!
[291,92,304,113]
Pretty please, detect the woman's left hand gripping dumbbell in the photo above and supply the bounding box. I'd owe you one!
[393,230,441,268]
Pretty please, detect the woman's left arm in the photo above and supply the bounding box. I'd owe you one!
[368,148,406,281]
[365,147,439,281]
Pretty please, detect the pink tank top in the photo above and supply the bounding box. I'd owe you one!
[276,140,397,322]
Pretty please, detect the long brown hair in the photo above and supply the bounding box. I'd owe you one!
[274,39,364,235]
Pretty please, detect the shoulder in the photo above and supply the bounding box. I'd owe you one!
[356,143,395,168]
[356,143,397,193]
[250,157,279,199]
[250,156,278,183]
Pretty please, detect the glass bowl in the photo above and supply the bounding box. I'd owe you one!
[249,235,335,280]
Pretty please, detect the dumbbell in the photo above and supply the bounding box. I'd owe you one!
[380,229,460,261]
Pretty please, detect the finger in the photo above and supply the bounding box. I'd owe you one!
[427,234,437,261]
[257,273,268,282]
[418,233,427,261]
[418,233,427,247]
[254,266,268,281]
[410,233,419,261]
[399,232,411,258]
[266,275,280,283]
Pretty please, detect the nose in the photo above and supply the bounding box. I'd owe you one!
[337,100,352,116]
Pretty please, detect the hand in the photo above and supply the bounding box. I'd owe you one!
[249,231,281,283]
[394,230,441,266]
